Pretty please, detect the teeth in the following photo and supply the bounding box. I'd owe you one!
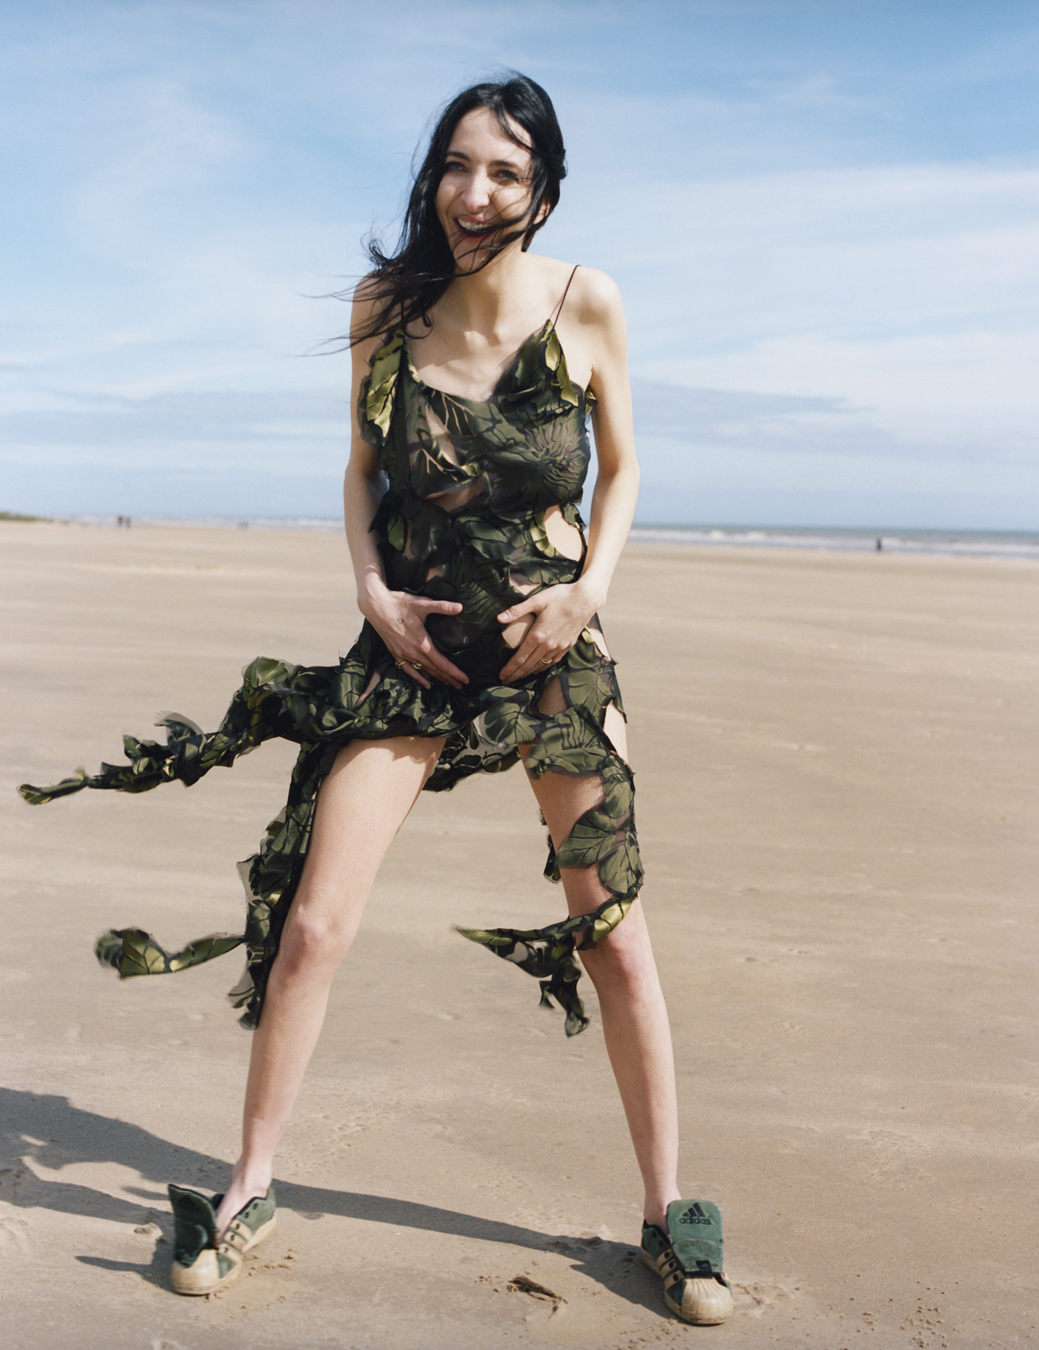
[457,220,492,235]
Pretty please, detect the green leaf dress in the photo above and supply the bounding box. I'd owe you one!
[20,318,642,1038]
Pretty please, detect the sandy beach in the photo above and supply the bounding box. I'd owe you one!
[1,520,1036,1349]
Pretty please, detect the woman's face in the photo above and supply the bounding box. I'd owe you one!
[435,107,537,272]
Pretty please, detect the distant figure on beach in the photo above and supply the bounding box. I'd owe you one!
[876,536,883,551]
[20,76,732,1325]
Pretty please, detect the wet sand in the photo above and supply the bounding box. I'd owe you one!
[2,521,1036,1349]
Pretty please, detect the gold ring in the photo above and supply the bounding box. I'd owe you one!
[395,660,407,669]
[413,662,425,672]
[537,656,552,667]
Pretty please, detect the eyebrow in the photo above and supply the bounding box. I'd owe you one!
[444,150,529,167]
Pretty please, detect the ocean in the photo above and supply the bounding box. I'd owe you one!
[62,515,1039,561]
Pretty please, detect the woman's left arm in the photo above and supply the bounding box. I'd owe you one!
[498,272,639,681]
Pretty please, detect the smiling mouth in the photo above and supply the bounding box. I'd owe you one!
[456,219,497,237]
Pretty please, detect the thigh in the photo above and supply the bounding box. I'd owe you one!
[520,677,631,917]
[524,765,613,916]
[533,670,629,767]
[524,765,652,979]
[521,681,646,976]
[286,735,445,948]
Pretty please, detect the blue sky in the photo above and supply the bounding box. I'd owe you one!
[1,0,1037,528]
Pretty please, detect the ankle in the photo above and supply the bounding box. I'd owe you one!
[643,1190,681,1233]
[230,1159,273,1197]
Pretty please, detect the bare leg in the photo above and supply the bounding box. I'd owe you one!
[522,703,681,1230]
[213,734,445,1235]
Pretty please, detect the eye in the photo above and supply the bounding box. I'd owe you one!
[496,168,521,183]
[443,158,466,174]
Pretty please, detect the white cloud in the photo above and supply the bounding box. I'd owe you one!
[71,81,243,251]
[0,387,347,473]
[577,158,1039,338]
[650,328,1039,445]
[587,158,1039,482]
[2,2,1037,525]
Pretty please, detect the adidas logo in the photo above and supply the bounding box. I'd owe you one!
[678,1203,713,1226]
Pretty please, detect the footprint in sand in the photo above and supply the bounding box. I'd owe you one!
[732,1279,799,1318]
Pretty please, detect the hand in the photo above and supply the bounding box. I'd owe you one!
[496,582,598,683]
[360,581,469,690]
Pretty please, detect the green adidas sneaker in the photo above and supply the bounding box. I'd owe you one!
[168,1183,277,1295]
[641,1198,734,1324]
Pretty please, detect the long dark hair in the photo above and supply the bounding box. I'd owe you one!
[348,74,567,344]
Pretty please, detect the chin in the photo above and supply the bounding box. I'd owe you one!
[453,243,493,271]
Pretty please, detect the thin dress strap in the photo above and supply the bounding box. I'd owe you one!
[550,265,580,325]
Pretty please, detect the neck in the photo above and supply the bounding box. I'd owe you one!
[439,246,532,336]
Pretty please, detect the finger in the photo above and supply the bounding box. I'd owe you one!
[392,604,468,686]
[397,644,468,690]
[426,659,468,689]
[500,644,553,683]
[415,643,468,687]
[393,658,432,690]
[497,595,544,623]
[413,598,464,616]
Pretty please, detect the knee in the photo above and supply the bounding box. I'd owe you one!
[578,917,654,995]
[276,904,356,981]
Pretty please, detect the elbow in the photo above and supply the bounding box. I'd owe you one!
[344,455,386,501]
[596,458,640,493]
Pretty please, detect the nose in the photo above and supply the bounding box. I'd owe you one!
[460,168,493,212]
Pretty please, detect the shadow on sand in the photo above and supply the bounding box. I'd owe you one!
[0,1085,660,1312]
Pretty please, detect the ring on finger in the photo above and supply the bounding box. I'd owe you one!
[537,656,553,668]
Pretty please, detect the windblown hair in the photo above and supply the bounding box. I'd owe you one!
[348,74,567,344]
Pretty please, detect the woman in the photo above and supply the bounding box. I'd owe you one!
[20,75,733,1325]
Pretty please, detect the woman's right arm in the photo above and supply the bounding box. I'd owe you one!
[346,290,468,690]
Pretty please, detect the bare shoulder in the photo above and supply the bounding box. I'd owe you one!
[351,273,384,333]
[566,267,627,374]
[527,256,620,317]
[348,273,391,370]
[526,260,626,395]
[568,265,624,322]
